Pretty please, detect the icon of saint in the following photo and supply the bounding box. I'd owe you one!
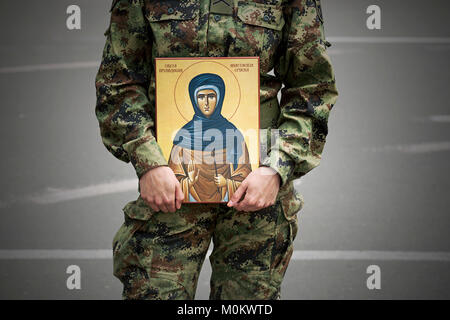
[168,73,252,202]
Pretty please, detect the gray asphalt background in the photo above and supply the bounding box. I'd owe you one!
[0,0,449,299]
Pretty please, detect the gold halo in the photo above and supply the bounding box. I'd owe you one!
[174,61,241,122]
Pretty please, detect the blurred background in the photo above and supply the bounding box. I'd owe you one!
[0,0,449,299]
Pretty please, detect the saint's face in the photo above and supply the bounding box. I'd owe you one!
[196,89,217,117]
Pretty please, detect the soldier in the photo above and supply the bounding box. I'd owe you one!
[95,0,338,300]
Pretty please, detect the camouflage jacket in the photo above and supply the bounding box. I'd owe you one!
[95,0,338,217]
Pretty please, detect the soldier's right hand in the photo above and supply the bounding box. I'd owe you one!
[139,166,184,213]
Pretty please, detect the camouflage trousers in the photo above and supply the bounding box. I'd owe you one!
[112,196,299,300]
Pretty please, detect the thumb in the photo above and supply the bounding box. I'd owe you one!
[175,182,184,209]
[228,181,248,207]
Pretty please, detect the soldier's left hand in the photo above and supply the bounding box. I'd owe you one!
[227,166,280,212]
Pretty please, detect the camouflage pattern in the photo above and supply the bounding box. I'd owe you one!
[113,199,297,299]
[95,0,337,299]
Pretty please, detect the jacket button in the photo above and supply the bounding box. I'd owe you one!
[167,7,174,14]
[263,15,270,22]
[214,14,221,22]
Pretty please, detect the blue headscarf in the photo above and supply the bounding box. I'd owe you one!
[173,73,244,170]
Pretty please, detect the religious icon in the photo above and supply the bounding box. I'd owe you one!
[155,57,260,203]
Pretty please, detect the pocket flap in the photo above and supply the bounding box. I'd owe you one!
[122,196,155,221]
[145,0,199,21]
[279,183,304,221]
[236,1,285,31]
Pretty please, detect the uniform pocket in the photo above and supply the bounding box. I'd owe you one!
[122,195,156,221]
[145,0,199,21]
[277,181,304,221]
[144,0,200,55]
[277,185,302,246]
[268,199,296,286]
[112,213,152,299]
[234,0,285,71]
[236,1,285,31]
[112,213,145,256]
[279,184,304,222]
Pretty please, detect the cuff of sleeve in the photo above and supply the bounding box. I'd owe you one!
[261,149,295,187]
[124,137,168,179]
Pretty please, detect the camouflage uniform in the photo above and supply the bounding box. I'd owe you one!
[95,0,338,299]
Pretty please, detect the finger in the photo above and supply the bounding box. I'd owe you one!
[153,198,164,213]
[159,203,169,213]
[167,197,176,213]
[142,196,159,212]
[155,196,169,213]
[234,195,251,212]
[165,184,176,212]
[175,183,184,209]
[236,201,259,212]
[235,191,261,212]
[148,202,160,212]
[228,181,248,207]
[234,201,253,212]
